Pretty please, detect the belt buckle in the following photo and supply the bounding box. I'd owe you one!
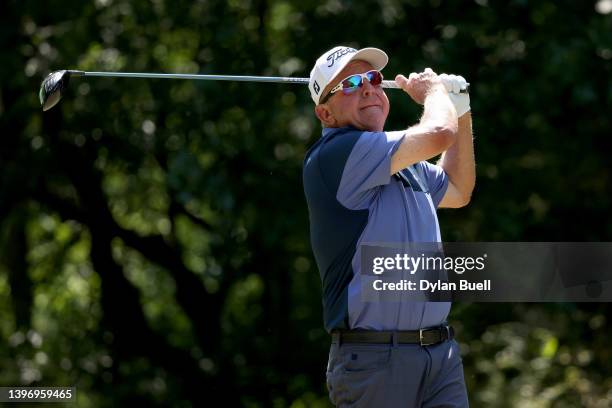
[419,329,434,346]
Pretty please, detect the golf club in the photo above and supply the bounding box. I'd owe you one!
[39,69,469,111]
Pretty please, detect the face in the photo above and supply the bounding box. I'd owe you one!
[315,60,390,132]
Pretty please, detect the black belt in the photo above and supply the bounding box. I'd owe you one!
[331,325,454,346]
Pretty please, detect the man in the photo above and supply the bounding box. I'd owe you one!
[302,46,475,407]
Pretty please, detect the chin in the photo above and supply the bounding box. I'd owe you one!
[366,114,387,131]
[366,119,385,132]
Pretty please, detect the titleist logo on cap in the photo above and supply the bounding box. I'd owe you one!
[326,47,357,67]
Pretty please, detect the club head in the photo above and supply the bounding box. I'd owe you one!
[39,70,77,111]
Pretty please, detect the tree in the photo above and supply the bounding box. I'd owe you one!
[1,0,610,406]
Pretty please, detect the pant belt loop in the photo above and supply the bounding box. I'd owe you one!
[391,331,398,347]
[390,332,401,385]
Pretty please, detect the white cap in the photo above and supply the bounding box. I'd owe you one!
[308,46,389,105]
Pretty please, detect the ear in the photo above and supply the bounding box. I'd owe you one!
[314,104,337,128]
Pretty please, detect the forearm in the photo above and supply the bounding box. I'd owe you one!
[421,85,458,134]
[390,86,458,174]
[438,113,475,201]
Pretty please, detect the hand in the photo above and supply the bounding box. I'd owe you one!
[439,73,470,116]
[395,68,446,105]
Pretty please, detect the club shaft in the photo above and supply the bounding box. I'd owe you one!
[72,71,468,91]
[83,71,309,84]
[76,70,401,88]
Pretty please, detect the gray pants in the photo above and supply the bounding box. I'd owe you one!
[326,339,468,407]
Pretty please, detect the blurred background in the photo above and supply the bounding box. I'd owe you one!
[1,0,611,406]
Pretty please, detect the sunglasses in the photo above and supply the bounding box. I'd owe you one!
[319,70,384,104]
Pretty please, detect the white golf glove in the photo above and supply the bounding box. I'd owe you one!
[439,73,470,117]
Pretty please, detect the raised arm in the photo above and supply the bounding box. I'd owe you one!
[438,112,475,208]
[390,69,458,175]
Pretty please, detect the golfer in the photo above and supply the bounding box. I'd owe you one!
[303,46,475,407]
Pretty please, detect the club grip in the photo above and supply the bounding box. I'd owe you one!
[382,80,401,89]
[382,80,470,93]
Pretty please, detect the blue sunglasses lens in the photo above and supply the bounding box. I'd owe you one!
[342,75,362,94]
[341,71,383,95]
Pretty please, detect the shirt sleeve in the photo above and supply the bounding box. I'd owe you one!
[417,161,449,208]
[334,130,405,210]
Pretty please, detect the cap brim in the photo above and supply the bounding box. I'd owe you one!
[351,48,388,71]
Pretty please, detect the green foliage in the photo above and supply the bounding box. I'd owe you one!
[1,0,611,406]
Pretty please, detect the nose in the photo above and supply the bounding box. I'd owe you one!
[361,79,374,97]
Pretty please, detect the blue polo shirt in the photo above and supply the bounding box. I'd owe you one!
[303,126,450,332]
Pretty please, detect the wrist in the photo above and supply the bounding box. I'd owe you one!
[423,84,450,105]
[426,83,448,96]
